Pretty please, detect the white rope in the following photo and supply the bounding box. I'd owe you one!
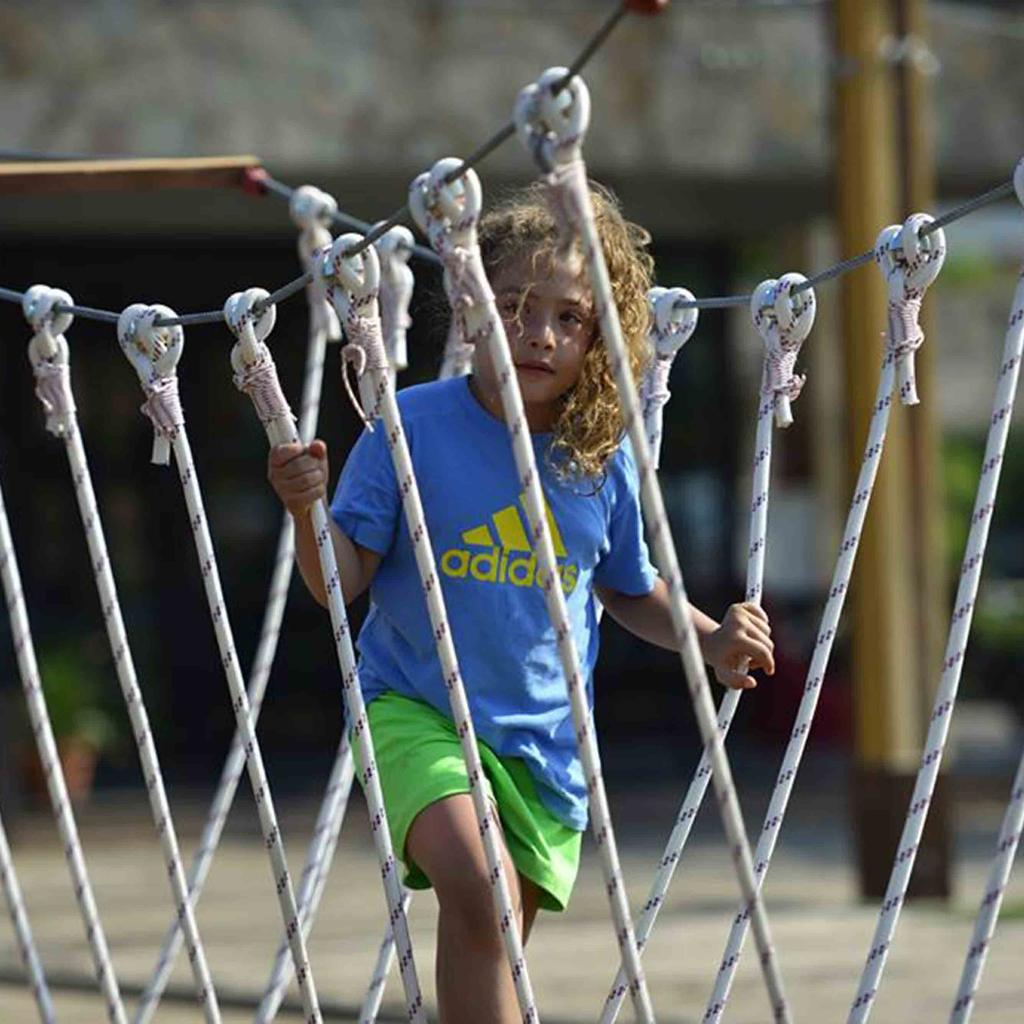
[348,235,473,1020]
[258,226,421,1024]
[697,215,945,1024]
[256,734,355,1023]
[222,285,426,1024]
[640,287,699,470]
[950,744,1024,1022]
[376,224,415,388]
[0,806,55,1023]
[412,149,657,1023]
[359,889,414,1024]
[22,287,222,1021]
[250,206,356,1024]
[117,302,324,1024]
[133,192,341,1024]
[333,227,541,1023]
[438,320,475,380]
[515,64,787,1023]
[600,274,814,1024]
[0,456,127,1024]
[850,182,1022,1024]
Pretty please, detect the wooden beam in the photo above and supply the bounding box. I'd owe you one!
[835,0,917,774]
[0,156,262,195]
[894,0,946,732]
[836,0,950,901]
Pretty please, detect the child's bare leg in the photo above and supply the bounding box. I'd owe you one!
[407,793,539,1024]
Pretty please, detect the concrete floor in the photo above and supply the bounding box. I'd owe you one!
[1,769,1022,1023]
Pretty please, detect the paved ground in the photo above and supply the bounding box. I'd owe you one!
[1,762,1022,1023]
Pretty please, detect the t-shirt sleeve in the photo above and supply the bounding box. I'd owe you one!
[593,439,658,596]
[330,423,400,556]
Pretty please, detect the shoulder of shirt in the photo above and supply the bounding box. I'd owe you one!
[393,377,466,423]
[607,433,639,480]
[592,435,639,512]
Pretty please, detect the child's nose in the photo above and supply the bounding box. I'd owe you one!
[524,312,557,350]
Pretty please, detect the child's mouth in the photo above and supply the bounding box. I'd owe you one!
[515,362,555,375]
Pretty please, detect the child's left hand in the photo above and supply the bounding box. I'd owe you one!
[700,602,775,690]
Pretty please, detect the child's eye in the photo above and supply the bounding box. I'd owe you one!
[560,310,584,327]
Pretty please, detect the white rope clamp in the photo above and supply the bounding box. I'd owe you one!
[22,284,77,438]
[874,212,946,406]
[117,303,185,465]
[290,184,337,235]
[224,289,296,447]
[642,287,699,469]
[322,233,390,428]
[374,224,415,379]
[750,273,816,429]
[514,65,590,172]
[409,158,489,379]
[291,185,342,345]
[514,66,592,251]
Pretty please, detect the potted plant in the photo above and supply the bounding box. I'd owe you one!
[21,640,120,804]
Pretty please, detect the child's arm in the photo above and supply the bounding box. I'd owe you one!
[268,440,381,609]
[596,580,775,690]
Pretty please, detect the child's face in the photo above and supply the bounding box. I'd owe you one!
[473,250,596,430]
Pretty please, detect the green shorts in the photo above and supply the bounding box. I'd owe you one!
[361,691,582,912]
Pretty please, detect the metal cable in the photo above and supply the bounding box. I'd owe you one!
[0,173,1013,327]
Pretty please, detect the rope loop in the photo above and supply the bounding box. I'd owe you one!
[117,302,185,465]
[22,283,73,356]
[641,288,698,449]
[408,158,483,253]
[22,284,77,437]
[654,287,700,359]
[874,213,946,405]
[323,233,389,429]
[514,66,591,171]
[224,288,296,447]
[515,70,593,251]
[410,160,490,378]
[224,287,277,363]
[293,187,342,344]
[289,185,337,233]
[1014,156,1024,209]
[374,224,415,374]
[325,232,381,320]
[751,273,815,428]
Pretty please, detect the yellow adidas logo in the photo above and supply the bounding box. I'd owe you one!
[440,497,579,595]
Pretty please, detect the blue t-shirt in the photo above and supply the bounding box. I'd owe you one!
[331,376,656,830]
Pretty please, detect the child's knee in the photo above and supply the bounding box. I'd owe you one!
[437,866,505,945]
[431,849,524,948]
[407,794,524,941]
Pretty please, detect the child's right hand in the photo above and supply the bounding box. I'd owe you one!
[267,440,329,517]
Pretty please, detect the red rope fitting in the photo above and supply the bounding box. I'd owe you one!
[241,166,270,197]
[624,0,670,14]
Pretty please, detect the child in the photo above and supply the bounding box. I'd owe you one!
[268,183,774,1023]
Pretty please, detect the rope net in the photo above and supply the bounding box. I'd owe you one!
[1,15,1023,1024]
[24,289,222,1021]
[0,439,128,1023]
[133,186,342,1024]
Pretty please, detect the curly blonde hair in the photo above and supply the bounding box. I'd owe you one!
[479,181,654,483]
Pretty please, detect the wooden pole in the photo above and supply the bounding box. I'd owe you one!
[893,0,952,898]
[834,0,946,899]
[0,156,262,195]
